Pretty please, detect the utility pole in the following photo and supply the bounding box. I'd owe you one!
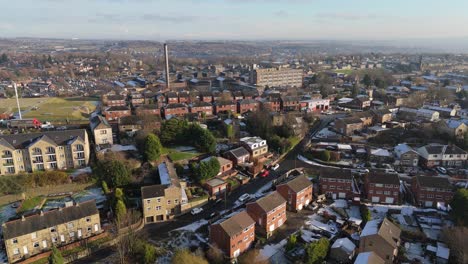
[13,82,22,119]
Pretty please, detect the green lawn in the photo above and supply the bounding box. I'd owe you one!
[163,147,202,161]
[19,196,44,212]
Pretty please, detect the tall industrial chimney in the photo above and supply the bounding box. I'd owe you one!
[164,43,170,90]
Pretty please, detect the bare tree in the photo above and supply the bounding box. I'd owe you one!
[114,209,142,264]
[441,227,468,264]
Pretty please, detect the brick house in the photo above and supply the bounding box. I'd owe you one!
[281,96,301,112]
[417,144,467,168]
[135,104,161,116]
[224,147,250,166]
[334,117,363,136]
[162,103,189,119]
[238,99,260,114]
[319,167,357,200]
[232,91,244,101]
[141,162,188,223]
[246,191,287,238]
[240,137,268,159]
[371,109,392,124]
[103,106,131,121]
[276,175,313,212]
[359,218,401,264]
[260,98,281,112]
[130,93,144,106]
[201,156,234,176]
[105,95,126,106]
[204,178,227,197]
[365,172,400,204]
[394,143,419,167]
[2,201,101,264]
[354,111,374,126]
[209,211,255,259]
[178,91,190,104]
[214,101,237,115]
[200,91,213,103]
[166,92,179,104]
[411,176,454,207]
[190,101,213,117]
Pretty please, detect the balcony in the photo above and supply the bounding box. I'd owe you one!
[31,152,42,156]
[1,154,13,158]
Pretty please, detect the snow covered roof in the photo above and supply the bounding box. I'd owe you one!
[354,252,384,264]
[158,162,171,185]
[394,143,416,158]
[331,237,356,254]
[361,219,380,237]
[436,243,450,260]
[370,148,391,157]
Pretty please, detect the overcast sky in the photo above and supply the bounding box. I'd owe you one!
[1,0,467,41]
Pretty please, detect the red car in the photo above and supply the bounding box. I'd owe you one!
[260,170,270,177]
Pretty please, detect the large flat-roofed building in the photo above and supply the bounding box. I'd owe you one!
[250,67,303,87]
[2,200,101,263]
[0,130,90,175]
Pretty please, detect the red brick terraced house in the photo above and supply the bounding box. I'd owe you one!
[237,99,260,114]
[365,172,400,204]
[209,211,255,259]
[105,95,126,107]
[319,167,359,200]
[246,191,287,238]
[135,104,161,116]
[214,101,237,115]
[411,176,454,208]
[260,98,281,112]
[189,101,213,117]
[178,92,190,104]
[162,103,188,119]
[276,175,313,212]
[200,91,213,103]
[103,106,131,121]
[281,96,301,112]
[166,92,179,104]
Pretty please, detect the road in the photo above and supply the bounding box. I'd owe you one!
[73,113,343,263]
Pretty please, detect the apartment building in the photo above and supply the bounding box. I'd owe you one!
[0,130,90,175]
[250,67,303,87]
[365,172,400,204]
[104,95,126,107]
[90,115,113,146]
[319,167,357,200]
[141,162,188,223]
[240,137,268,159]
[2,200,101,263]
[209,211,255,259]
[359,218,401,264]
[411,176,454,207]
[276,175,313,212]
[246,191,287,238]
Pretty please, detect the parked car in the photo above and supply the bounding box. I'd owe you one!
[308,202,319,211]
[191,207,203,215]
[271,164,280,171]
[260,170,270,177]
[238,193,251,203]
[207,212,220,220]
[436,166,447,174]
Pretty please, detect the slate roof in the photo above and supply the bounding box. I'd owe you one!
[0,130,87,149]
[319,167,353,180]
[279,175,312,193]
[361,218,401,248]
[367,172,400,185]
[3,200,98,240]
[217,211,255,237]
[90,115,111,131]
[251,191,286,213]
[226,147,250,158]
[415,176,452,189]
[141,185,166,199]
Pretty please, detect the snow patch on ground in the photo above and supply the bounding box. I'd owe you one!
[70,167,92,178]
[259,238,287,259]
[175,219,208,232]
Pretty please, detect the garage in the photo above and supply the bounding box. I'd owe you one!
[424,201,433,207]
[385,197,394,204]
[332,193,337,199]
[338,192,346,198]
[372,196,380,203]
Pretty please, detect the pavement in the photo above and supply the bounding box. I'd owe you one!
[72,113,344,263]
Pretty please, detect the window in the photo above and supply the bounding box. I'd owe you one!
[376,191,383,194]
[87,227,92,232]
[167,200,171,205]
[330,185,335,189]
[69,232,75,238]
[369,190,373,194]
[12,238,18,244]
[33,242,39,248]
[52,237,58,243]
[86,217,91,222]
[427,194,434,198]
[31,232,37,239]
[13,248,20,255]
[67,222,74,228]
[146,199,151,204]
[100,130,107,135]
[50,227,56,232]
[147,207,151,211]
[155,206,161,210]
[157,198,161,203]
[175,199,179,204]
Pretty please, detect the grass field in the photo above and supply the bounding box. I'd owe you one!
[19,196,44,213]
[0,97,98,121]
[162,147,201,161]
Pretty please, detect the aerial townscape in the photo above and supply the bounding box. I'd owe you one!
[0,1,467,264]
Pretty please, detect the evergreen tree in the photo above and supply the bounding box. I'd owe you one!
[114,199,127,221]
[144,133,162,161]
[49,246,64,264]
